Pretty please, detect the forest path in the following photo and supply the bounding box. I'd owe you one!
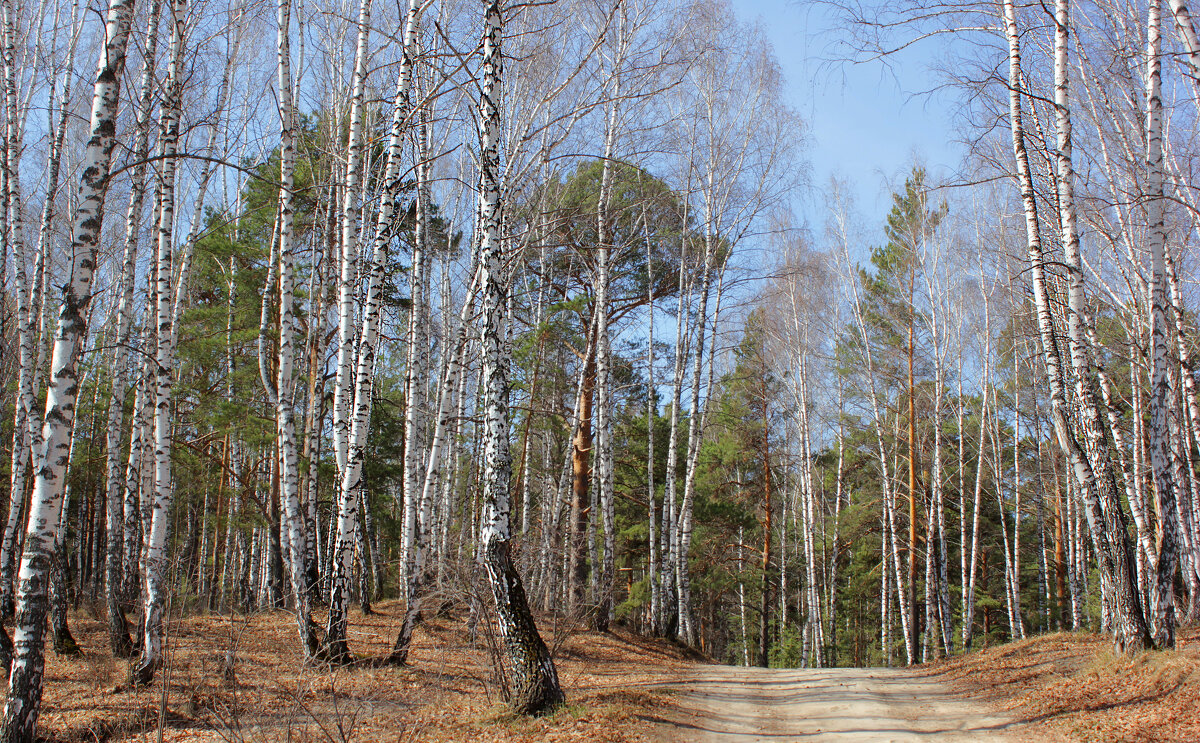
[646,665,1022,741]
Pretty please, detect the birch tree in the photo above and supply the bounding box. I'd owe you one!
[326,0,423,662]
[475,0,563,714]
[0,0,137,734]
[134,0,187,685]
[274,0,321,659]
[1001,0,1151,652]
[1145,0,1178,649]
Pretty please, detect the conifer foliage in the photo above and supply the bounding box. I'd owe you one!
[0,0,1197,739]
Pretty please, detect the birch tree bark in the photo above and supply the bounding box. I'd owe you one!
[657,198,692,636]
[0,0,35,623]
[1169,0,1200,78]
[331,0,387,478]
[676,238,712,648]
[134,0,187,685]
[400,77,431,610]
[1146,0,1179,649]
[844,250,913,662]
[1002,0,1151,651]
[0,0,137,735]
[102,0,162,657]
[644,207,659,634]
[274,0,321,660]
[476,0,563,714]
[391,290,478,661]
[593,95,618,633]
[324,0,375,660]
[326,0,424,661]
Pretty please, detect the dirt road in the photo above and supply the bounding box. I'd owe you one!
[647,666,1024,741]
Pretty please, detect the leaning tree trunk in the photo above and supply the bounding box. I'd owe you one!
[325,0,423,662]
[475,0,563,715]
[0,0,137,736]
[1002,0,1151,651]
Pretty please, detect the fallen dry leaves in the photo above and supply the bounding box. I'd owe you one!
[928,627,1200,742]
[33,600,1200,742]
[33,600,691,742]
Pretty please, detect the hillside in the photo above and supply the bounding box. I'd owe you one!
[931,628,1200,742]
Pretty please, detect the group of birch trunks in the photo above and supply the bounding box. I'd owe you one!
[1,0,1200,740]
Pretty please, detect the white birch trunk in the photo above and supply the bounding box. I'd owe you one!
[391,267,482,662]
[0,0,35,622]
[644,207,659,633]
[330,0,378,477]
[0,0,136,734]
[845,256,913,662]
[135,0,186,684]
[676,235,713,648]
[400,91,431,600]
[1169,0,1200,79]
[102,0,161,657]
[325,0,423,662]
[274,0,320,659]
[659,219,691,634]
[1146,0,1179,649]
[1001,0,1151,651]
[475,0,562,713]
[594,94,618,632]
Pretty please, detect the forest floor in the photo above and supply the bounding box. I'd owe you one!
[36,598,691,743]
[930,626,1200,742]
[28,602,1200,742]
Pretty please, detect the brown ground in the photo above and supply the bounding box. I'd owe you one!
[29,604,1200,742]
[34,600,691,742]
[929,627,1200,742]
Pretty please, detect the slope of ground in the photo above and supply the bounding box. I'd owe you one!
[33,600,690,742]
[929,627,1200,742]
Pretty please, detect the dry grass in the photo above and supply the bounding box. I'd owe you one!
[928,627,1200,742]
[42,600,1200,742]
[34,600,692,743]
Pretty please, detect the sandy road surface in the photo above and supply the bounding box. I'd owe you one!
[647,666,1027,742]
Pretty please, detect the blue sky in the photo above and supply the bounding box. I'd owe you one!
[733,0,965,234]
